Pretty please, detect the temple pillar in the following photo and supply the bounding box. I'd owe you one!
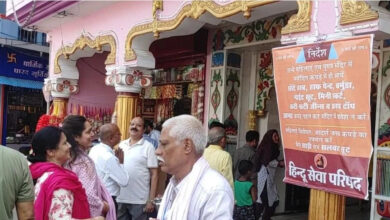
[105,65,152,140]
[116,92,138,140]
[51,98,67,118]
[309,189,345,220]
[44,78,78,118]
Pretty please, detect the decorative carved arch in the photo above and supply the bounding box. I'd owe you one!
[124,0,279,61]
[54,34,116,74]
[340,0,378,25]
[125,0,315,61]
[281,0,311,34]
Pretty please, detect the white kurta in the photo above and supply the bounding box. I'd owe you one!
[257,159,279,207]
[158,157,234,220]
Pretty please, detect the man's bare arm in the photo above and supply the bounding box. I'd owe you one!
[145,168,159,213]
[149,168,158,200]
[16,201,34,220]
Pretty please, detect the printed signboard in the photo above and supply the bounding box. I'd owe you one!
[273,35,373,199]
[0,47,48,82]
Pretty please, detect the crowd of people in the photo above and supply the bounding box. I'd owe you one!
[203,121,284,220]
[0,114,284,220]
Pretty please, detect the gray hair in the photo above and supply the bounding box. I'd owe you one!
[208,126,225,145]
[162,115,207,155]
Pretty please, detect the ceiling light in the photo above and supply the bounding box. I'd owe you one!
[24,25,38,31]
[54,11,73,18]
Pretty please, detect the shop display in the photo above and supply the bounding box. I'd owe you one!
[376,157,390,197]
[376,156,390,219]
[4,86,46,145]
[69,103,113,138]
[141,64,205,122]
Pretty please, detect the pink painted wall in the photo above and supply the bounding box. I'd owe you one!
[281,1,379,43]
[16,0,380,77]
[67,52,116,114]
[48,0,188,76]
[158,0,234,19]
[48,0,240,77]
[48,1,153,76]
[158,1,188,19]
[316,0,336,35]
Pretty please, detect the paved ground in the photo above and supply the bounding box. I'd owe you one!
[273,202,370,220]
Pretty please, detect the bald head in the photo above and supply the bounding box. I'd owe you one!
[99,123,121,147]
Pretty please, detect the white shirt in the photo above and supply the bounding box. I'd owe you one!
[117,138,158,204]
[257,159,279,206]
[89,143,129,197]
[162,161,234,220]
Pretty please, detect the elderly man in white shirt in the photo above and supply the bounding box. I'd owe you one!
[155,115,234,220]
[89,123,129,211]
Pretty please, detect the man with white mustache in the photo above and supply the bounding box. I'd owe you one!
[154,115,234,220]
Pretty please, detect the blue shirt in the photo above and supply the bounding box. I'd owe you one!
[143,134,158,149]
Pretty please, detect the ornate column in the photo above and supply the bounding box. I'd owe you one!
[209,50,227,125]
[224,53,241,137]
[248,110,257,130]
[44,78,78,118]
[247,51,258,131]
[105,66,152,140]
[309,189,345,220]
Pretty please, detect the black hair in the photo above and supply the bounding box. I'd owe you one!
[255,129,280,171]
[155,120,164,132]
[209,121,225,129]
[61,115,87,164]
[27,126,63,163]
[173,97,192,116]
[19,146,30,156]
[246,130,259,142]
[144,119,154,129]
[238,160,253,176]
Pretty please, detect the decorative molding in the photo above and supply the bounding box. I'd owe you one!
[248,110,257,131]
[125,0,277,61]
[212,52,224,67]
[210,69,223,122]
[44,77,78,98]
[152,0,163,19]
[378,119,390,146]
[105,66,152,93]
[256,51,274,117]
[224,68,240,136]
[378,52,390,147]
[383,55,390,78]
[340,0,378,25]
[281,0,311,35]
[54,34,116,74]
[213,14,288,51]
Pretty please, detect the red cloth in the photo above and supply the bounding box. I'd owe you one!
[30,162,91,220]
[35,115,63,132]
